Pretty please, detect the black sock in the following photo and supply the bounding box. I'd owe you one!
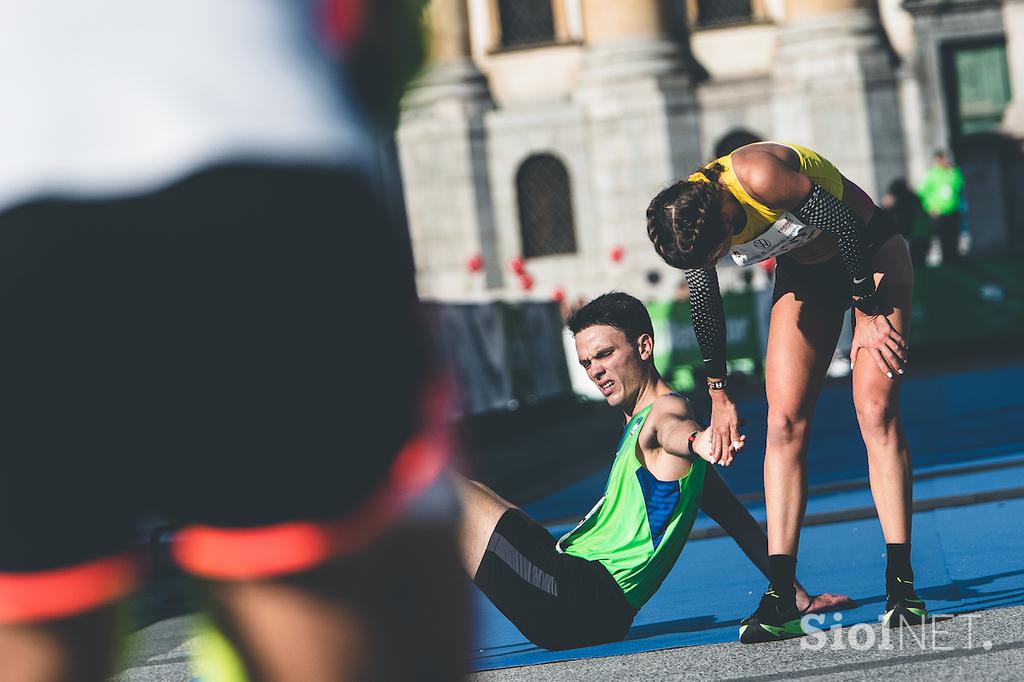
[886,543,915,597]
[768,554,797,603]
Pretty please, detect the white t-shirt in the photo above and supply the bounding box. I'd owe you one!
[0,0,372,213]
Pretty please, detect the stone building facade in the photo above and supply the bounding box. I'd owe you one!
[397,0,1022,303]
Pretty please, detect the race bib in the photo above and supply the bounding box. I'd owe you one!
[730,212,822,267]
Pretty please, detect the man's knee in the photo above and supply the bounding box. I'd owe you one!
[454,475,515,522]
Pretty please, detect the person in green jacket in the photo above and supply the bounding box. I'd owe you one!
[454,292,850,650]
[918,150,966,263]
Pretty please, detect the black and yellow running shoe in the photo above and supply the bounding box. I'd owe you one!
[739,589,806,644]
[883,578,929,628]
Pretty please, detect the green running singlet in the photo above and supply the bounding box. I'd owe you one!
[557,402,706,610]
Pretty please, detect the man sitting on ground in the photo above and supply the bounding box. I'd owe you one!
[454,292,850,649]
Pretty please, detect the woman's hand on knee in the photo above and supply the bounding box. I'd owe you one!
[851,311,908,379]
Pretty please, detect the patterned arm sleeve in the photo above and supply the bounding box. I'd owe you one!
[791,183,878,313]
[684,267,727,378]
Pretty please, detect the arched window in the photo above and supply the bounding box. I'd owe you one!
[516,154,576,258]
[498,0,555,48]
[714,129,762,158]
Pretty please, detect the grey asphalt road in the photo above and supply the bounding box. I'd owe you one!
[113,605,1024,681]
[470,605,1024,682]
[112,616,194,682]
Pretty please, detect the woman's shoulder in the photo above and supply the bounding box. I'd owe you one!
[729,144,806,207]
[731,142,801,170]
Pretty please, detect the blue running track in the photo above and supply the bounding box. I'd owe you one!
[470,364,1024,671]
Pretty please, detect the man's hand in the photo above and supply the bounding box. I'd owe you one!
[850,310,908,379]
[708,391,744,466]
[795,590,858,615]
[649,395,744,469]
[691,424,745,467]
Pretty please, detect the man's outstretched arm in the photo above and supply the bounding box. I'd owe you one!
[699,467,853,613]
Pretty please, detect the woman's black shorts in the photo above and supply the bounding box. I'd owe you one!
[772,209,902,310]
[473,509,636,650]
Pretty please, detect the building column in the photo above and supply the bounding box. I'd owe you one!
[398,0,500,299]
[1001,0,1024,138]
[782,0,874,19]
[403,0,491,114]
[772,0,906,198]
[577,0,688,85]
[571,0,700,291]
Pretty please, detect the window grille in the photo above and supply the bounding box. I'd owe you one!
[498,0,556,48]
[516,155,577,258]
[696,0,752,27]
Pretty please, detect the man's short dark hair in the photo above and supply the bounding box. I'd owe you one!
[567,292,654,343]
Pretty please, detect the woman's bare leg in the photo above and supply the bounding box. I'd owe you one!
[852,237,915,544]
[763,295,845,556]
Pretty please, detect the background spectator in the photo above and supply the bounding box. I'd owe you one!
[882,178,931,267]
[918,150,966,264]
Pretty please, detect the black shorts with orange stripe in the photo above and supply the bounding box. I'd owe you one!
[0,163,444,622]
[474,510,636,650]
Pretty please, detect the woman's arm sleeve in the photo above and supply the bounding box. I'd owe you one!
[683,267,728,378]
[791,183,878,312]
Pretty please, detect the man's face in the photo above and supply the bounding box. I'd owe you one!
[574,325,651,409]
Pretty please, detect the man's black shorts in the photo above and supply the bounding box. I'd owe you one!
[0,163,441,621]
[773,209,902,310]
[474,510,636,650]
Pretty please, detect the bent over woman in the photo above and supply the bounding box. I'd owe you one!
[646,142,928,643]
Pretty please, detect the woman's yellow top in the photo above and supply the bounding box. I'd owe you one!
[687,143,844,265]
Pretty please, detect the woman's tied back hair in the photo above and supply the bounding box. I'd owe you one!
[646,162,726,269]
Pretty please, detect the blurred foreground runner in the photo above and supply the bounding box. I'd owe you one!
[0,1,466,680]
[455,293,851,651]
[646,141,927,643]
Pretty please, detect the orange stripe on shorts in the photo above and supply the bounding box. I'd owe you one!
[174,425,451,580]
[0,552,141,624]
